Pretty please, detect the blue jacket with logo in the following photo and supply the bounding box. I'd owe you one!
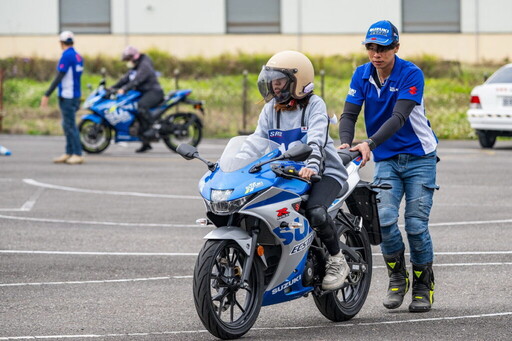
[345,55,437,162]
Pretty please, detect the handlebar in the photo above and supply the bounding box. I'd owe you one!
[271,165,321,184]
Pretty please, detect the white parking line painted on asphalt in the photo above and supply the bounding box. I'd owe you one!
[0,250,197,256]
[0,312,510,340]
[1,250,511,257]
[1,262,511,288]
[23,179,202,200]
[429,218,512,226]
[0,214,200,228]
[0,276,193,287]
[19,187,45,211]
[2,212,512,229]
[0,187,44,212]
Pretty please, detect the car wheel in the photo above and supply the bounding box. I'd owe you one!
[477,130,497,149]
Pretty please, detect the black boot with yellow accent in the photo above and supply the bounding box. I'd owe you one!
[382,250,410,309]
[409,262,435,312]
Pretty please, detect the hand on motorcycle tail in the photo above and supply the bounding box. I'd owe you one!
[338,142,372,167]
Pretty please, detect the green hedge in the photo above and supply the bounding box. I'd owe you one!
[0,49,500,81]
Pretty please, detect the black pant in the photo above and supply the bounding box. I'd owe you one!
[137,89,164,142]
[306,176,342,255]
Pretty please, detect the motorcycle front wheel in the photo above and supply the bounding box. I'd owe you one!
[193,240,264,340]
[79,119,111,154]
[161,113,202,152]
[313,225,372,322]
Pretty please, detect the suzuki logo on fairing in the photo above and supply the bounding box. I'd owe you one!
[290,234,314,255]
[273,217,310,245]
[271,275,302,295]
[276,208,290,219]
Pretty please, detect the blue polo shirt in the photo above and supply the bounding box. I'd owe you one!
[345,55,437,162]
[57,47,83,99]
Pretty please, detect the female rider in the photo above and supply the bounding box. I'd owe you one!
[252,50,349,290]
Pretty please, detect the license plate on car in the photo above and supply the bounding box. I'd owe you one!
[503,96,512,106]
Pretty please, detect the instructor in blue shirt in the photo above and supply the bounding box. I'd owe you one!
[41,31,84,165]
[338,20,439,313]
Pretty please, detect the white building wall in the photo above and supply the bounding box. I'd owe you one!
[111,0,225,34]
[461,0,512,33]
[1,0,512,62]
[282,0,401,34]
[0,0,58,34]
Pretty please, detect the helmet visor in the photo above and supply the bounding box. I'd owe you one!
[257,67,294,103]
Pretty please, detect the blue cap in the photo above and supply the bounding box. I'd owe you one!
[362,20,399,46]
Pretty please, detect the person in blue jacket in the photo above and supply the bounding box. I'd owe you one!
[338,20,439,312]
[40,31,84,165]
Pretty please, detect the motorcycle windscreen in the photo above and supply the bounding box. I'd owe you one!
[218,135,280,172]
[345,185,382,245]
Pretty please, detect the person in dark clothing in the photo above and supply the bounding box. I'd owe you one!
[111,46,164,153]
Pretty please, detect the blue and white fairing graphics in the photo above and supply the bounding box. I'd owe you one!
[199,136,309,201]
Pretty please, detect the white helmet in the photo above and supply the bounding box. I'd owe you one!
[258,50,315,103]
[59,31,74,44]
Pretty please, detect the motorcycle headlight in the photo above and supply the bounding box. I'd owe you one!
[211,189,233,202]
[209,189,250,215]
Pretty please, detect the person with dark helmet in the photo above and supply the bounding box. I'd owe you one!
[253,50,350,290]
[338,20,439,312]
[111,46,164,153]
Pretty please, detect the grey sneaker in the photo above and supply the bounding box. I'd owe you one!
[322,252,350,290]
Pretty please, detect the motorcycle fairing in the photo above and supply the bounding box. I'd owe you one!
[203,226,253,256]
[262,253,311,306]
[239,187,315,302]
[200,161,309,202]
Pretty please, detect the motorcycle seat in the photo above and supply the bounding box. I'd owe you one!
[337,181,350,198]
[338,149,361,166]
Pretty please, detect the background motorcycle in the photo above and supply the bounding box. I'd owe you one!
[79,79,204,153]
[177,136,388,340]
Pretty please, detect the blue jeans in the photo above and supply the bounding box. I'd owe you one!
[59,97,82,156]
[373,151,439,265]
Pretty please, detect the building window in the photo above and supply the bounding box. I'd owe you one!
[60,0,111,34]
[402,0,460,33]
[226,0,280,34]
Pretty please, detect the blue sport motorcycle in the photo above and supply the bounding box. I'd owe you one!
[177,135,388,339]
[79,79,204,153]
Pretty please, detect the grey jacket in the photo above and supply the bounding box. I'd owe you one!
[113,54,162,93]
[252,95,348,187]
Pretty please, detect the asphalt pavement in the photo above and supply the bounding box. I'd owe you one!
[1,134,511,340]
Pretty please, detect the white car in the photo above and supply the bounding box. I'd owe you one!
[467,63,512,148]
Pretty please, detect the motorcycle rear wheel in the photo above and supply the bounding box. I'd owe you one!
[161,113,202,152]
[193,240,264,340]
[78,119,111,154]
[313,225,372,322]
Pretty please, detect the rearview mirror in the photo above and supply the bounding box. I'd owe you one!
[176,143,198,160]
[282,144,313,161]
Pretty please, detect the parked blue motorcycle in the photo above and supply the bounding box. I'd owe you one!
[177,135,387,339]
[79,79,204,153]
